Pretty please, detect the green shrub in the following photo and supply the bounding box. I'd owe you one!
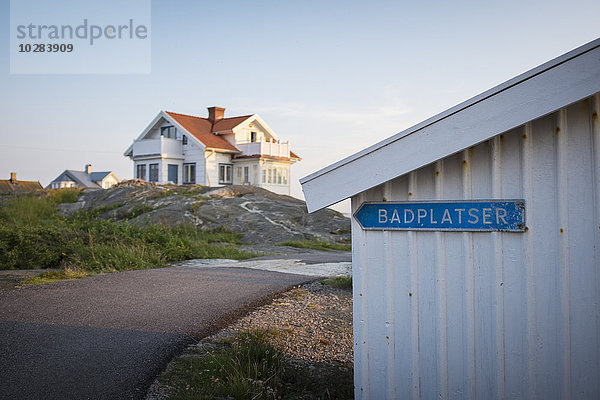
[48,188,81,204]
[0,193,254,273]
[0,195,57,225]
[0,223,68,269]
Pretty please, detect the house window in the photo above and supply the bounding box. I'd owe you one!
[236,167,242,183]
[161,126,176,138]
[277,168,282,184]
[219,163,233,185]
[136,164,146,180]
[253,165,258,183]
[183,163,196,184]
[168,164,178,184]
[243,166,249,183]
[262,167,266,183]
[182,135,188,145]
[282,167,288,184]
[268,167,273,184]
[149,163,159,182]
[250,132,257,142]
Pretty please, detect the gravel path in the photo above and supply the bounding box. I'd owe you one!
[222,281,353,364]
[147,280,353,398]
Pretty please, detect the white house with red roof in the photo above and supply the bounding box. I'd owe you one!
[124,107,300,195]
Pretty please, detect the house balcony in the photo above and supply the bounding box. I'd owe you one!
[236,141,290,158]
[133,137,182,159]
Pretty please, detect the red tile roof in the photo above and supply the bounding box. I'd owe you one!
[212,115,252,133]
[165,111,242,152]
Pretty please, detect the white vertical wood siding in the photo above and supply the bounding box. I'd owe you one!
[351,94,600,399]
[182,141,206,185]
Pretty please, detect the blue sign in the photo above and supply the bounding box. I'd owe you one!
[354,200,525,232]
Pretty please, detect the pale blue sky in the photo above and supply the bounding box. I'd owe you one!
[1,0,599,212]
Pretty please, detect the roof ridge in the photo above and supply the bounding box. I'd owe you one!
[166,110,254,121]
[165,111,208,121]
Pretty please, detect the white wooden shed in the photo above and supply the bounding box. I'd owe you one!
[301,38,600,399]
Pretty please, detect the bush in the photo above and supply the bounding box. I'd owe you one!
[0,224,68,269]
[0,195,56,225]
[47,188,81,204]
[0,193,254,272]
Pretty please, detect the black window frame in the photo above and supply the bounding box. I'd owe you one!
[160,125,176,139]
[183,162,196,184]
[136,164,146,180]
[149,163,159,182]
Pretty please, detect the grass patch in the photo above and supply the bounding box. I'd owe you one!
[124,204,154,220]
[161,328,353,399]
[0,193,255,273]
[20,267,90,286]
[166,329,285,399]
[48,188,81,204]
[321,276,352,290]
[280,239,351,252]
[82,202,124,219]
[150,189,176,199]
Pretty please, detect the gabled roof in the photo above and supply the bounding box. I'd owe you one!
[125,108,289,157]
[0,179,42,192]
[63,170,100,188]
[301,38,600,212]
[89,171,111,181]
[49,170,116,188]
[212,115,253,133]
[165,111,244,152]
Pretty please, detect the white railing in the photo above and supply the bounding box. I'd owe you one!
[236,141,290,157]
[133,137,182,157]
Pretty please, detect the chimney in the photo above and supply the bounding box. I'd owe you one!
[10,172,16,183]
[207,106,225,123]
[85,164,92,174]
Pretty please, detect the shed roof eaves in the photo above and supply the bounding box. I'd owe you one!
[300,38,600,212]
[301,38,600,187]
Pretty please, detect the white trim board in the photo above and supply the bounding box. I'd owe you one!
[300,38,600,212]
[124,111,209,157]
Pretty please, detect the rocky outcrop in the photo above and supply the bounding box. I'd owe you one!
[60,185,350,245]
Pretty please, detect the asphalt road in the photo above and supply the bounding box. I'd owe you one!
[0,266,317,400]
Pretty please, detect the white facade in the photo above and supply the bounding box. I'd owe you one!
[125,109,298,195]
[301,39,600,400]
[100,174,119,189]
[51,181,75,189]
